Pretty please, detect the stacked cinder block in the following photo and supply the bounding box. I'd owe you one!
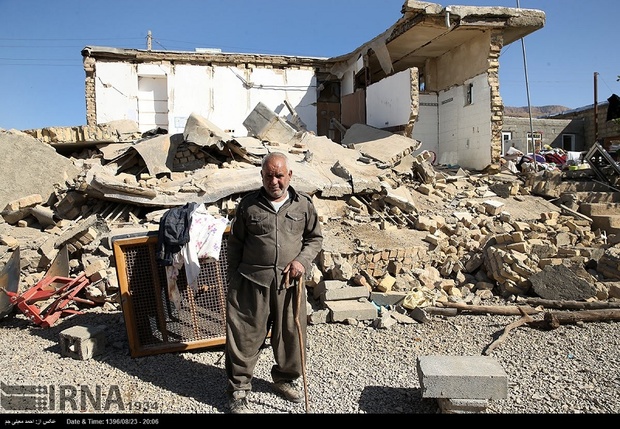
[311,279,376,323]
[417,355,508,414]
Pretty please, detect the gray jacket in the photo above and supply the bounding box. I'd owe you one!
[227,186,323,289]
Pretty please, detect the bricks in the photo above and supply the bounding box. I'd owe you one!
[312,278,377,323]
[59,325,107,360]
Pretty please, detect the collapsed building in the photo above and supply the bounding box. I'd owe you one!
[1,102,620,356]
[1,2,619,357]
[70,1,548,170]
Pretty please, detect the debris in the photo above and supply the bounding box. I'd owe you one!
[437,302,542,316]
[483,306,535,355]
[531,308,620,330]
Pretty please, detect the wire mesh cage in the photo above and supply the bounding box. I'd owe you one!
[112,230,229,357]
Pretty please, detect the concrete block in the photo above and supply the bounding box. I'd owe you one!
[325,300,377,322]
[417,355,508,400]
[376,273,396,292]
[83,258,108,278]
[308,308,330,325]
[313,279,347,300]
[320,286,369,303]
[437,398,489,414]
[370,291,407,307]
[242,101,297,143]
[60,325,107,360]
[482,200,505,215]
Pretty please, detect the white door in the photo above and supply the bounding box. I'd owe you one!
[138,76,168,133]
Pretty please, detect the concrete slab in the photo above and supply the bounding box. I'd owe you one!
[325,299,377,322]
[417,355,508,400]
[341,123,421,166]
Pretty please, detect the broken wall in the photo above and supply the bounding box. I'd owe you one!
[366,68,418,132]
[91,59,318,137]
[0,130,81,210]
[428,31,491,92]
[436,72,494,170]
[334,36,495,170]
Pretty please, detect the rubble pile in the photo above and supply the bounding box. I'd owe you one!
[312,169,620,324]
[1,107,620,328]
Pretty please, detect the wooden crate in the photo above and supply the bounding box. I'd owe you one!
[112,230,229,357]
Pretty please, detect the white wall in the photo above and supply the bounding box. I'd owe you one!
[95,62,317,136]
[93,59,494,170]
[412,93,439,159]
[437,73,492,169]
[169,65,213,130]
[94,62,139,124]
[342,66,493,170]
[366,69,412,129]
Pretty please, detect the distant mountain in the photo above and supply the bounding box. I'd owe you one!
[505,105,571,117]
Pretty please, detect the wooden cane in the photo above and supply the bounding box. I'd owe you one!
[294,275,309,412]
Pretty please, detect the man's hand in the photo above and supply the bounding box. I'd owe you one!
[283,260,305,280]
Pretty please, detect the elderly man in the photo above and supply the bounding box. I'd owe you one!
[225,151,323,414]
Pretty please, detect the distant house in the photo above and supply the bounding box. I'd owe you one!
[501,116,585,155]
[501,97,620,158]
[546,99,620,156]
[80,1,545,170]
[500,84,620,160]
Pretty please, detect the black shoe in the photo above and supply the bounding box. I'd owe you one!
[229,390,252,414]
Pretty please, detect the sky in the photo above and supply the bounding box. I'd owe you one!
[1,0,619,131]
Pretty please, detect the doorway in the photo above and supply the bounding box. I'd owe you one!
[138,76,169,133]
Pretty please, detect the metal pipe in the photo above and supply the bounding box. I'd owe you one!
[594,72,599,142]
[516,0,537,167]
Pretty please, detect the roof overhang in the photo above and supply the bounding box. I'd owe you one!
[327,1,545,82]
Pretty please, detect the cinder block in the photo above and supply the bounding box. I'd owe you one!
[307,308,330,325]
[437,398,489,414]
[417,355,508,400]
[313,279,346,300]
[60,325,107,360]
[325,299,377,322]
[370,291,407,307]
[320,286,369,303]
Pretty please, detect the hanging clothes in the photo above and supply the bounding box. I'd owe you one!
[181,204,229,290]
[156,202,197,266]
[165,252,184,312]
[607,94,620,122]
[156,202,198,311]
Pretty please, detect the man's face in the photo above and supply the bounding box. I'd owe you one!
[261,156,292,201]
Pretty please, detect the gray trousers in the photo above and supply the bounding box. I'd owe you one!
[225,273,307,394]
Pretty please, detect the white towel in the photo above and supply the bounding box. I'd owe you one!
[182,204,229,290]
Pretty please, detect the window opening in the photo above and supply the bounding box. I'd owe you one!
[527,132,542,153]
[561,134,576,151]
[466,83,474,105]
